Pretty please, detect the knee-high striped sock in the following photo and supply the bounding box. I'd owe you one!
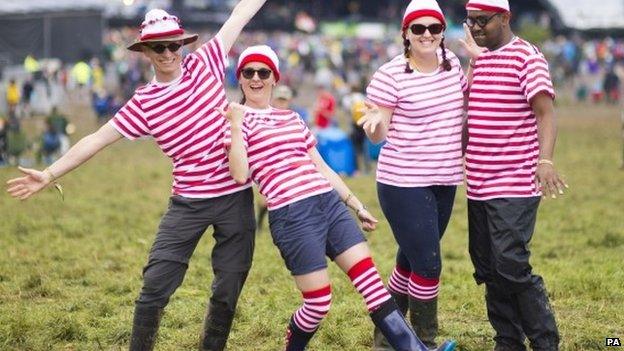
[347,257,391,312]
[292,285,332,333]
[387,265,410,295]
[408,273,439,301]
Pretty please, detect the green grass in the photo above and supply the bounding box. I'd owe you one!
[1,103,623,350]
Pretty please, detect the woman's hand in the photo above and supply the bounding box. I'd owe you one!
[357,101,385,135]
[357,208,378,232]
[218,102,247,128]
[6,167,52,200]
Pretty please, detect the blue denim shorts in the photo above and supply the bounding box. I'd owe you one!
[268,190,366,275]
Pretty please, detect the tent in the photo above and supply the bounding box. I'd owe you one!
[0,0,106,64]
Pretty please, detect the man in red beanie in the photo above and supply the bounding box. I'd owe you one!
[460,0,565,350]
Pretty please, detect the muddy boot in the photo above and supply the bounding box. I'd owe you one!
[199,302,235,351]
[373,291,408,350]
[129,305,163,351]
[409,297,438,348]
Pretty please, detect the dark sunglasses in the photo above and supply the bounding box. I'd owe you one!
[409,23,445,35]
[464,13,501,28]
[146,42,182,54]
[241,68,272,80]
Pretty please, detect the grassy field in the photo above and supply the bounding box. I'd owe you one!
[1,102,623,350]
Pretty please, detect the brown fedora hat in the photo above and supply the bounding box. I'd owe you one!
[127,9,199,52]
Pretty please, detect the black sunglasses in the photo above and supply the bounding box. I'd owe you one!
[409,23,445,35]
[241,68,272,80]
[146,42,182,54]
[464,13,501,28]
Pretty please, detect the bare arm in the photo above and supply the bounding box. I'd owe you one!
[6,123,123,200]
[308,148,378,231]
[532,92,567,198]
[220,103,249,184]
[356,101,393,144]
[217,0,268,53]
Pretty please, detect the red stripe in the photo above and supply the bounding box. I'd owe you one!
[347,257,374,281]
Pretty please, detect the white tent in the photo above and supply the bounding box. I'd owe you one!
[546,0,624,30]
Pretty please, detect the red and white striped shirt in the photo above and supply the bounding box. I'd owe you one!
[110,36,251,198]
[465,37,555,200]
[366,49,467,187]
[224,107,332,210]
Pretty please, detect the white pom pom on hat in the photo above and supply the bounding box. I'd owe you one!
[402,0,446,29]
[127,9,198,52]
[237,45,281,82]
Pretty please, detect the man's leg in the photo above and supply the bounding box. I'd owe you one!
[486,197,559,351]
[131,195,211,351]
[468,199,527,351]
[200,188,255,351]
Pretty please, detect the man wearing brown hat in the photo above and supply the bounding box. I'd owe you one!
[6,1,268,350]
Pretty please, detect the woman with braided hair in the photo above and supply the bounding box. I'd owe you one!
[357,0,468,349]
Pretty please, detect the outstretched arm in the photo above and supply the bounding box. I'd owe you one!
[217,0,268,52]
[6,123,123,200]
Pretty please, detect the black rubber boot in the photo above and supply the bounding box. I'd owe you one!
[129,305,163,351]
[284,317,317,351]
[409,297,438,349]
[199,301,235,351]
[373,291,408,350]
[515,278,559,351]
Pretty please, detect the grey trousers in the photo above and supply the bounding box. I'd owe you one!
[136,188,256,311]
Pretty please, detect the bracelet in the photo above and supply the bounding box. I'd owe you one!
[343,193,353,205]
[44,168,64,201]
[44,168,57,182]
[469,59,476,68]
[356,205,368,216]
[538,159,554,166]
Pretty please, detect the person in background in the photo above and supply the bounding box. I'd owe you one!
[6,2,268,350]
[313,83,336,129]
[359,1,468,349]
[223,44,456,351]
[6,79,20,118]
[459,0,566,349]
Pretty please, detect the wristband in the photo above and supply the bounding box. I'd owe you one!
[538,159,554,166]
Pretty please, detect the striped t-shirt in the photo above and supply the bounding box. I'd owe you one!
[366,49,468,187]
[110,36,251,198]
[224,107,332,210]
[465,37,555,200]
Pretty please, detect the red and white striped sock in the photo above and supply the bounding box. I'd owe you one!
[292,285,332,333]
[347,257,391,312]
[408,273,439,301]
[387,265,410,295]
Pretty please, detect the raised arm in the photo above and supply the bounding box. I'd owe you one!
[6,123,123,200]
[217,0,268,53]
[220,103,249,184]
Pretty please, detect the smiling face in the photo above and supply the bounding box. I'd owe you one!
[142,40,184,82]
[404,16,444,57]
[466,10,509,50]
[239,62,276,109]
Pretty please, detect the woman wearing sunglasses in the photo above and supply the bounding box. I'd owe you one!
[6,2,269,350]
[222,45,456,351]
[357,0,468,349]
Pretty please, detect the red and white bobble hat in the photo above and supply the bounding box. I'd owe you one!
[236,45,281,82]
[466,0,510,13]
[127,9,198,52]
[402,0,446,30]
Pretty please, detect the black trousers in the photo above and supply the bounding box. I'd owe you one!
[468,197,559,351]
